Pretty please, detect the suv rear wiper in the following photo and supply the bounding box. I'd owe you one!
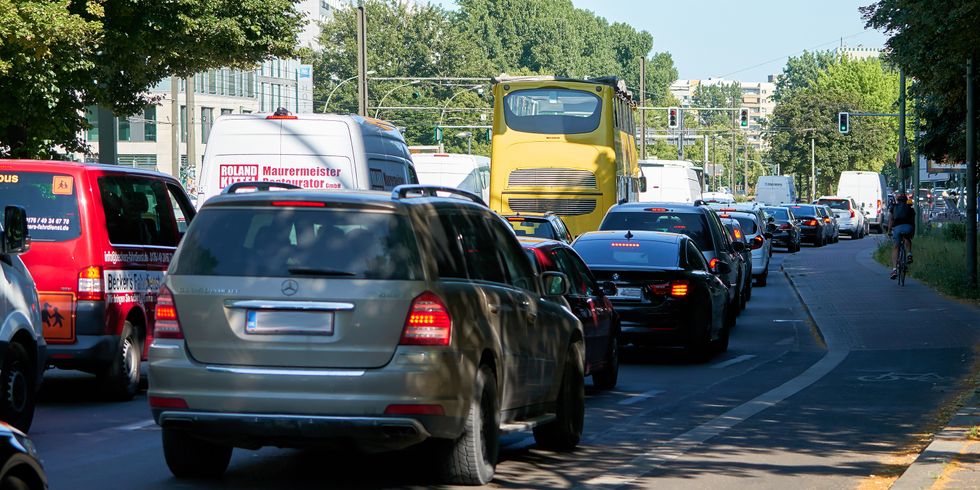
[287,267,356,277]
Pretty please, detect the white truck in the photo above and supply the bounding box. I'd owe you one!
[638,160,703,204]
[837,171,888,233]
[755,176,797,206]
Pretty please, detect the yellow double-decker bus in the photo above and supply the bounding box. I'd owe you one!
[489,75,642,236]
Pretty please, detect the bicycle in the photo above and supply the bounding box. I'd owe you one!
[896,236,909,286]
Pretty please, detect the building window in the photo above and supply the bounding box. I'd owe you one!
[221,108,233,116]
[201,107,214,144]
[144,106,157,142]
[86,108,98,142]
[180,105,187,143]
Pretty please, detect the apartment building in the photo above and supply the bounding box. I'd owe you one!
[668,77,776,151]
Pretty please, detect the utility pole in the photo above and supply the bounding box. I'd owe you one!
[170,77,180,179]
[639,57,646,160]
[703,134,709,191]
[966,55,977,288]
[677,108,685,160]
[744,143,749,195]
[96,106,118,165]
[899,69,908,189]
[356,5,368,117]
[810,135,816,202]
[185,76,196,178]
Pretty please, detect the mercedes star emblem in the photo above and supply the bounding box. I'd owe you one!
[612,273,619,281]
[281,279,299,296]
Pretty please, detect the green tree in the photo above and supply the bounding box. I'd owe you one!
[772,50,838,103]
[0,0,303,158]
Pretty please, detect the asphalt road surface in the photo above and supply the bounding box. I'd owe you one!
[29,237,980,489]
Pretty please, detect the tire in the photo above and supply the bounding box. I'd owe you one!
[534,344,584,451]
[687,307,715,361]
[0,474,33,490]
[163,428,233,478]
[99,322,142,401]
[756,270,768,287]
[0,342,36,432]
[724,301,737,330]
[442,365,498,485]
[591,334,619,390]
[737,282,747,312]
[715,320,731,354]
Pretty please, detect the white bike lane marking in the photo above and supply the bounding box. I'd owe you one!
[617,389,665,405]
[711,354,756,369]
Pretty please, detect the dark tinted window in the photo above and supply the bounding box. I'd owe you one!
[764,207,790,220]
[450,214,506,284]
[488,217,536,291]
[817,199,850,210]
[789,205,817,217]
[574,239,679,268]
[507,217,558,240]
[503,88,602,134]
[561,249,596,296]
[432,214,467,279]
[733,216,757,234]
[99,176,179,246]
[685,241,708,271]
[173,208,421,279]
[600,211,713,252]
[0,172,81,242]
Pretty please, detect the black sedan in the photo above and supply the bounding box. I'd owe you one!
[762,206,802,252]
[0,422,46,489]
[572,230,732,360]
[788,204,828,247]
[520,238,621,389]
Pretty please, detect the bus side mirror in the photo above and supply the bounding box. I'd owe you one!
[639,177,647,193]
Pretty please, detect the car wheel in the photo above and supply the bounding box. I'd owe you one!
[687,307,715,361]
[442,365,498,485]
[534,343,584,451]
[0,474,36,490]
[591,333,619,390]
[737,283,747,312]
[163,428,233,478]
[0,342,36,432]
[99,321,141,401]
[724,300,737,330]
[714,318,731,354]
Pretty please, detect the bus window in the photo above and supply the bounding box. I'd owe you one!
[503,88,602,134]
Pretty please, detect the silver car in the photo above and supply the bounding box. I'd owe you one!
[149,185,584,485]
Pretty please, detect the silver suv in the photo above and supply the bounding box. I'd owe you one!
[149,185,584,485]
[0,206,46,431]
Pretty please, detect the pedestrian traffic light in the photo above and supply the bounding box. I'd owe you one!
[434,126,443,142]
[483,128,492,142]
[668,107,678,129]
[739,108,749,128]
[838,112,850,134]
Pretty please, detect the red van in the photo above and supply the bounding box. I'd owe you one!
[0,160,195,400]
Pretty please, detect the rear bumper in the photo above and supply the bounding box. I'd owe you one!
[613,302,693,347]
[46,335,118,371]
[770,231,797,247]
[148,340,471,449]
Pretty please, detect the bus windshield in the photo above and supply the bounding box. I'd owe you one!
[503,88,602,134]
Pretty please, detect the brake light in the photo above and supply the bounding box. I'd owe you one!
[77,266,103,301]
[507,217,525,222]
[752,235,764,250]
[266,115,298,120]
[779,223,792,230]
[709,258,720,271]
[823,217,831,223]
[719,214,731,218]
[648,280,689,297]
[877,199,881,211]
[271,201,325,207]
[733,228,743,240]
[400,292,452,346]
[719,208,737,212]
[149,396,188,409]
[805,219,818,226]
[611,242,640,248]
[154,285,183,339]
[850,209,855,218]
[645,208,669,212]
[670,281,689,297]
[384,404,445,416]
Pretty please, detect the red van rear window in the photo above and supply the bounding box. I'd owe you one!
[0,172,81,242]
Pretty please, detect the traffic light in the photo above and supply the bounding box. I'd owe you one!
[434,126,443,142]
[483,128,492,143]
[739,108,749,128]
[667,107,678,128]
[838,112,850,134]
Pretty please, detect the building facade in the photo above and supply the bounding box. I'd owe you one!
[668,77,777,151]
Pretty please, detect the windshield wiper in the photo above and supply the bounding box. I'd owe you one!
[287,267,356,277]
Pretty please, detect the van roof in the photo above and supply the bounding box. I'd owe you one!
[216,113,405,138]
[0,159,178,180]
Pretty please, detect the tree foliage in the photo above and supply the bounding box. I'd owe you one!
[0,0,303,158]
[772,50,838,103]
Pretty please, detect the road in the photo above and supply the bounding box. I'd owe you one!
[28,238,980,489]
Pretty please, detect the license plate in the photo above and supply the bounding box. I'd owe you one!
[246,310,334,336]
[614,287,643,300]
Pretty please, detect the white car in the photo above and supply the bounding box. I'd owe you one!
[712,204,773,286]
[0,206,45,431]
[816,196,867,238]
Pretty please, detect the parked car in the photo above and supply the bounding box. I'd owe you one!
[0,206,45,431]
[1,161,196,400]
[718,218,756,301]
[520,238,620,389]
[815,205,839,243]
[755,176,797,206]
[598,202,745,320]
[788,204,828,247]
[149,185,584,485]
[815,196,865,238]
[573,230,732,359]
[505,212,574,243]
[0,421,46,489]
[762,206,802,252]
[837,171,887,233]
[711,204,772,286]
[638,160,703,204]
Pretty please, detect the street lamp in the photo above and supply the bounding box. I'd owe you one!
[455,131,473,155]
[323,70,376,113]
[439,84,486,126]
[374,80,421,119]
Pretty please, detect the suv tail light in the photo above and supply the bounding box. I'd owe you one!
[850,209,855,218]
[77,266,103,301]
[154,285,183,339]
[751,235,764,250]
[822,217,831,223]
[805,219,818,226]
[400,292,451,346]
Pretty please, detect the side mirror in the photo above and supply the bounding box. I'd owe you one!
[711,260,732,275]
[766,223,777,233]
[599,281,618,297]
[639,176,648,193]
[2,206,30,255]
[731,241,746,253]
[541,271,570,297]
[764,232,774,239]
[767,216,775,223]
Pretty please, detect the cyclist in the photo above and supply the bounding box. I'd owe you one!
[889,192,915,280]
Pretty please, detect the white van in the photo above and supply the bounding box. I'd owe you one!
[198,113,417,204]
[638,160,702,203]
[755,176,797,206]
[412,153,490,203]
[837,171,888,232]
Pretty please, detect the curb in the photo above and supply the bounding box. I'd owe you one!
[779,261,828,350]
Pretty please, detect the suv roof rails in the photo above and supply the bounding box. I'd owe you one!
[221,181,302,195]
[694,199,707,206]
[391,184,487,207]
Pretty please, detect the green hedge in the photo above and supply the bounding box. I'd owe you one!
[874,231,980,301]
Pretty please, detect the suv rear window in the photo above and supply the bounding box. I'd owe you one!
[817,199,850,211]
[574,240,679,268]
[600,211,713,252]
[789,205,817,217]
[173,208,421,279]
[765,208,791,220]
[728,216,757,234]
[507,218,557,240]
[0,172,81,242]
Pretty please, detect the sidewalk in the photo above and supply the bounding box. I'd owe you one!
[781,238,980,490]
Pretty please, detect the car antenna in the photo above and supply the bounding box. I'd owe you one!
[625,230,634,240]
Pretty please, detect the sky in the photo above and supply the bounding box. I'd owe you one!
[427,0,889,83]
